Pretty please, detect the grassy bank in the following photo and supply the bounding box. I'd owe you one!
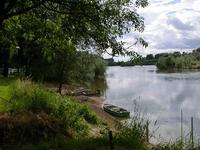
[2,78,198,150]
[0,79,98,149]
[0,78,150,150]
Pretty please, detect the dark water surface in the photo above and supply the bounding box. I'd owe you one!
[103,66,200,143]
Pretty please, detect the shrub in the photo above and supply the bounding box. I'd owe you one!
[7,80,98,136]
[157,56,175,70]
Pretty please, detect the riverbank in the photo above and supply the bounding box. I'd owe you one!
[45,82,120,126]
[45,84,155,149]
[0,79,153,150]
[3,78,199,149]
[76,96,120,126]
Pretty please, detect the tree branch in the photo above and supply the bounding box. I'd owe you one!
[4,1,45,20]
[42,2,70,15]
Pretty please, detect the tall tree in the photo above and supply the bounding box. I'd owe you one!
[0,0,148,77]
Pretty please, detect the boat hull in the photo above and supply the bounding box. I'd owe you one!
[103,104,130,118]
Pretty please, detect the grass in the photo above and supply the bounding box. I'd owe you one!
[6,80,98,135]
[1,78,200,150]
[0,76,17,111]
[0,78,152,150]
[19,135,109,150]
[0,76,16,99]
[18,124,149,150]
[0,79,101,149]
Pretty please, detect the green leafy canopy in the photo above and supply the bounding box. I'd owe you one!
[0,0,148,56]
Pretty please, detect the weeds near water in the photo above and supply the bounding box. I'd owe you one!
[6,80,98,136]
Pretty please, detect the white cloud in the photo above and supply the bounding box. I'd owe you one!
[119,0,200,58]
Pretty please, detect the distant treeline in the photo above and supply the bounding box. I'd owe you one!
[105,48,200,70]
[157,48,200,70]
[104,53,162,66]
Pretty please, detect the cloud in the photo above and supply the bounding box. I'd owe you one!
[164,0,181,5]
[167,16,194,31]
[120,0,200,57]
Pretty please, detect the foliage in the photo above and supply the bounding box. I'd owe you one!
[0,12,107,87]
[109,49,200,68]
[17,120,149,150]
[156,50,200,71]
[0,77,17,111]
[157,56,175,70]
[1,0,148,58]
[114,124,147,150]
[155,141,183,150]
[70,52,106,83]
[19,135,109,150]
[6,80,98,135]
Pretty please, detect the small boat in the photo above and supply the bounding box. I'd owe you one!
[82,89,100,96]
[103,104,130,118]
[70,88,100,96]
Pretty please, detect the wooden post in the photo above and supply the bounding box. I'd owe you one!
[181,110,183,148]
[146,121,149,143]
[191,117,194,148]
[108,130,114,150]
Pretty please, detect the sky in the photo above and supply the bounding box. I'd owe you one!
[107,0,200,61]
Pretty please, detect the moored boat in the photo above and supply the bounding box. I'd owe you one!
[103,104,130,118]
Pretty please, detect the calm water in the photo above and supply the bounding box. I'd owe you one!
[104,66,200,143]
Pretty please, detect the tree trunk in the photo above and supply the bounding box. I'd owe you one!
[2,49,9,77]
[25,58,30,76]
[58,64,65,94]
[58,81,62,94]
[3,60,8,77]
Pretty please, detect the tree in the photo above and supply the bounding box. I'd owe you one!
[52,41,76,94]
[0,0,149,77]
[1,0,149,53]
[0,23,17,77]
[146,54,154,60]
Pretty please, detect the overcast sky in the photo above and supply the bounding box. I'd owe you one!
[107,0,200,61]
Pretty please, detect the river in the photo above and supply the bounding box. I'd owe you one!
[102,65,200,143]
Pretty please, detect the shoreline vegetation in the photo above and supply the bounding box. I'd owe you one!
[157,49,200,71]
[0,78,151,150]
[1,77,200,150]
[105,48,200,71]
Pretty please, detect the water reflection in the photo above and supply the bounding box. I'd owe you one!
[104,66,200,143]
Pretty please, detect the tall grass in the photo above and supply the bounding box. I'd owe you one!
[0,77,16,99]
[7,80,98,136]
[18,123,149,150]
[0,77,17,111]
[2,79,185,150]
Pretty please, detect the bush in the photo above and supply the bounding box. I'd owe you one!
[156,51,200,70]
[157,56,175,70]
[0,113,65,149]
[7,80,98,135]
